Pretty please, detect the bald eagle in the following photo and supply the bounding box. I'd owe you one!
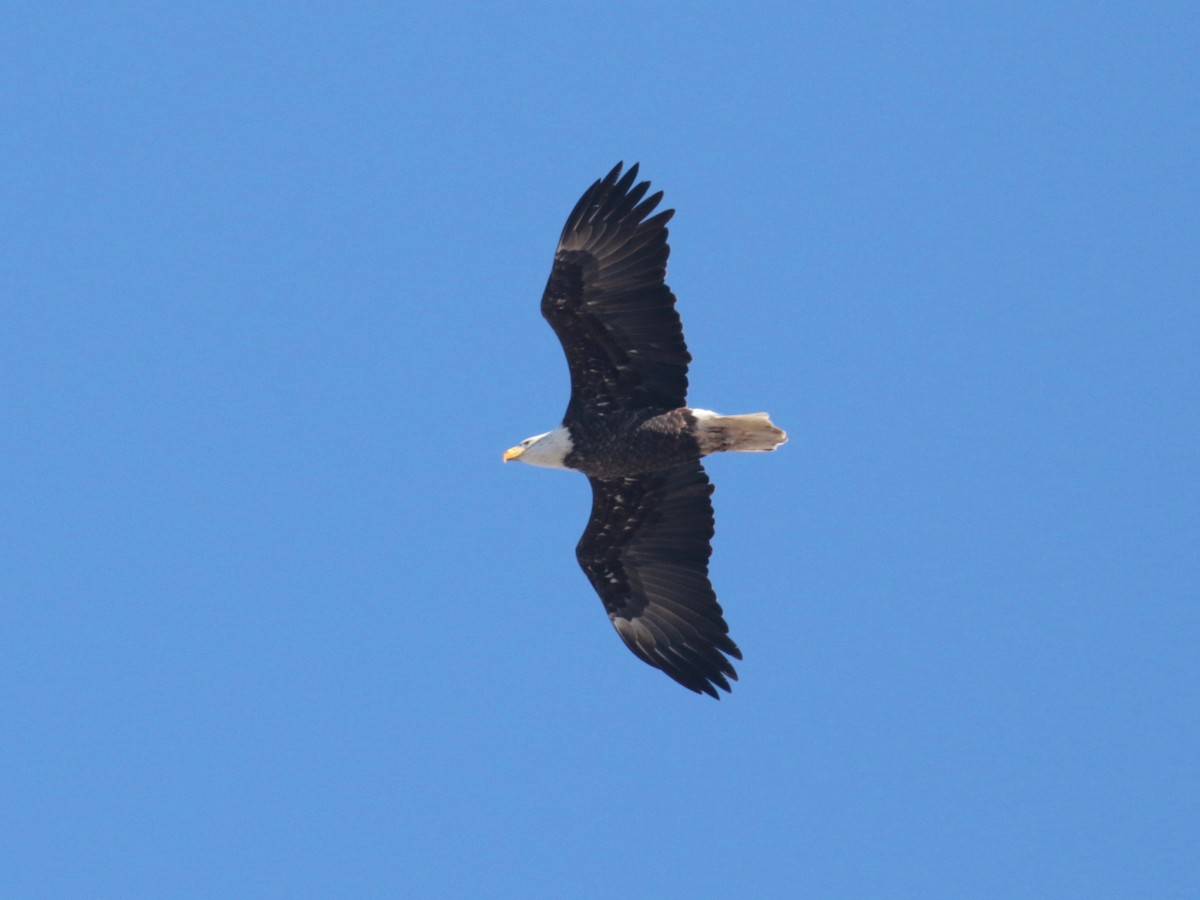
[504,163,786,698]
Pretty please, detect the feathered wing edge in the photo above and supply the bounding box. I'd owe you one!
[541,163,691,416]
[576,461,742,698]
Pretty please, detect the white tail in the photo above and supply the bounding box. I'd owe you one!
[691,410,787,454]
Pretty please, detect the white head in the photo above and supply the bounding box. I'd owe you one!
[502,425,574,469]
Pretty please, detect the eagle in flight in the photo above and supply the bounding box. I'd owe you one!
[504,163,786,698]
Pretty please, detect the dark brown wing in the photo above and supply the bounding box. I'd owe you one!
[576,461,741,698]
[541,163,690,421]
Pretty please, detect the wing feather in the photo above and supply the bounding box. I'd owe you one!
[576,461,741,698]
[541,163,690,419]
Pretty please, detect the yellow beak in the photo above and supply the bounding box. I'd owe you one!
[502,446,524,462]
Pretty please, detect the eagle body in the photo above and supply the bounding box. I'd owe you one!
[563,408,700,479]
[504,163,786,698]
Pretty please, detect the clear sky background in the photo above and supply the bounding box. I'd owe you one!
[3,3,1197,897]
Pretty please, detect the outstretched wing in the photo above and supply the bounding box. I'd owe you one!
[576,461,741,698]
[541,163,690,420]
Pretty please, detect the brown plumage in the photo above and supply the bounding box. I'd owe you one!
[504,163,785,698]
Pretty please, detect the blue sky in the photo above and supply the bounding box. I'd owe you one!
[3,2,1198,897]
